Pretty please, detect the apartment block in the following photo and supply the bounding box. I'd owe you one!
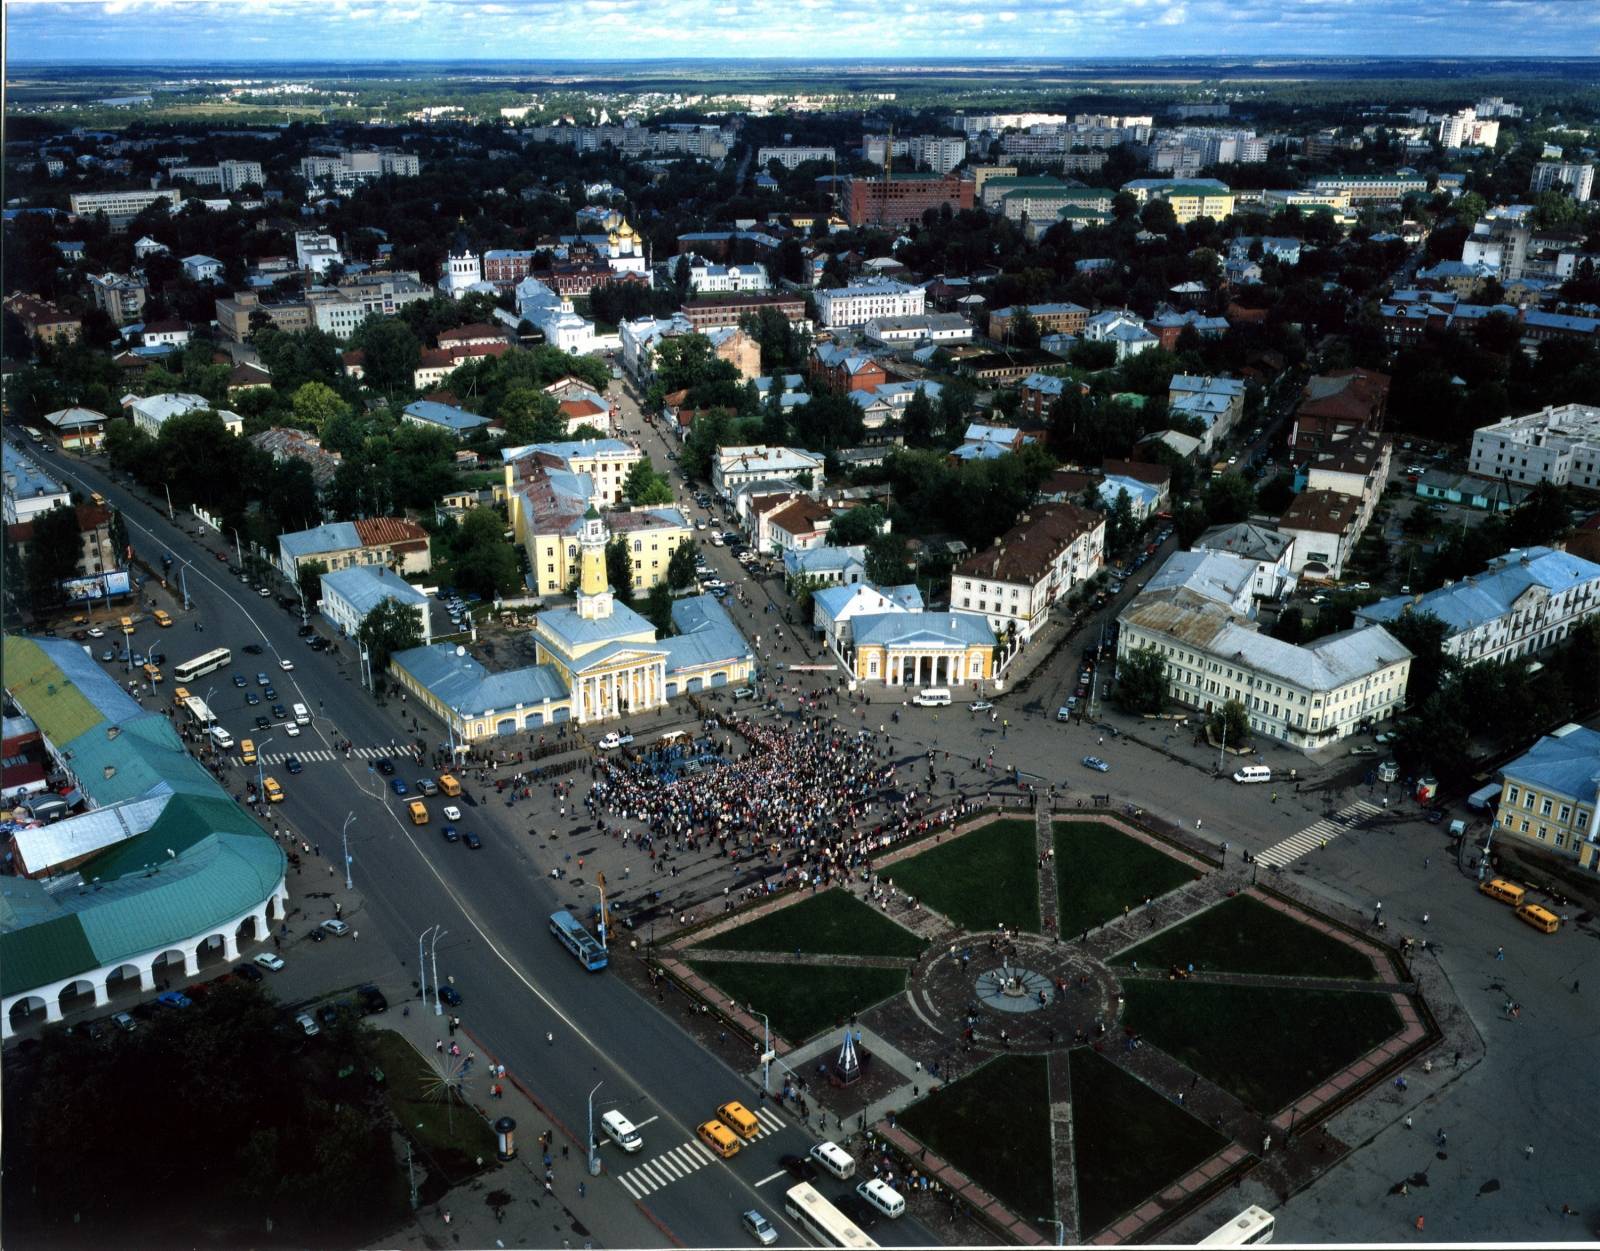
[1305,173,1427,204]
[952,502,1105,644]
[87,272,147,324]
[170,159,265,193]
[847,172,974,227]
[815,280,925,329]
[1469,404,1600,490]
[1529,162,1594,203]
[68,187,182,230]
[757,146,835,170]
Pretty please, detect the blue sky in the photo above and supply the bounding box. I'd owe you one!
[5,0,1598,62]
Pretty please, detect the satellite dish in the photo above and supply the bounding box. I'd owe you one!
[456,645,466,657]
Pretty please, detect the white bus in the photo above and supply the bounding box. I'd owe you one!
[1232,765,1271,785]
[184,696,218,727]
[1200,1205,1275,1245]
[783,1183,877,1249]
[173,647,232,684]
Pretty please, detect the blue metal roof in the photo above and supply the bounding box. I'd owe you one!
[390,644,569,715]
[320,566,430,617]
[853,611,994,649]
[1357,547,1600,638]
[279,521,361,562]
[403,400,490,432]
[1502,727,1600,803]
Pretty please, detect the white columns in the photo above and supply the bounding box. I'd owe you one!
[93,981,110,1007]
[223,930,239,960]
[44,998,63,1023]
[139,965,157,991]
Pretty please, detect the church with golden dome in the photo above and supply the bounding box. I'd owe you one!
[598,213,648,276]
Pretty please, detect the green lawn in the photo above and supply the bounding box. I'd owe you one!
[1114,895,1378,980]
[370,1030,496,1185]
[687,960,906,1044]
[1069,1048,1228,1235]
[1052,820,1199,935]
[898,1054,1053,1220]
[693,891,927,959]
[1121,982,1403,1115]
[882,819,1041,933]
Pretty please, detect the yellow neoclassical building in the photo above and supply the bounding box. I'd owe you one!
[848,611,996,689]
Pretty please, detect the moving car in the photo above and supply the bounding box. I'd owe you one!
[971,700,994,712]
[438,985,461,1007]
[441,825,460,843]
[463,831,482,850]
[1082,756,1110,772]
[242,643,264,655]
[321,919,350,937]
[375,758,395,776]
[87,626,105,638]
[442,805,461,821]
[390,778,409,795]
[254,953,285,972]
[279,658,294,671]
[285,756,303,774]
[741,1210,778,1246]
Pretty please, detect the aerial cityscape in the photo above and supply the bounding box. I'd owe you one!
[2,6,1598,1250]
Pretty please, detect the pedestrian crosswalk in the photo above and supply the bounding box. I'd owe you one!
[1256,799,1383,868]
[229,746,392,768]
[614,1106,786,1199]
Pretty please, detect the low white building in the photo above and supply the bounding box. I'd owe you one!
[815,280,925,330]
[757,146,836,169]
[863,313,972,347]
[689,261,770,294]
[1119,550,1413,750]
[125,392,243,438]
[294,229,343,276]
[1356,546,1600,666]
[319,565,433,645]
[1082,309,1158,360]
[1192,522,1297,600]
[712,445,826,499]
[811,582,924,652]
[180,254,223,283]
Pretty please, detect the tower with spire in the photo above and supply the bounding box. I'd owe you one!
[575,504,614,621]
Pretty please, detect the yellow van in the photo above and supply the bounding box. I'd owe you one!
[1515,903,1560,934]
[263,778,284,804]
[717,1100,760,1140]
[119,615,134,635]
[1479,878,1526,908]
[152,609,172,628]
[240,739,257,765]
[142,663,163,685]
[90,491,106,508]
[697,1119,741,1159]
[437,774,462,797]
[408,799,429,825]
[174,686,191,705]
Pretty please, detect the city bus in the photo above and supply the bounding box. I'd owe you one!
[173,647,232,684]
[783,1183,876,1249]
[548,910,608,971]
[184,696,218,727]
[1199,1205,1275,1246]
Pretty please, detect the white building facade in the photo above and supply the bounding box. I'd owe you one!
[815,280,926,330]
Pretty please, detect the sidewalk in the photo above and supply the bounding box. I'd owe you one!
[377,1005,675,1251]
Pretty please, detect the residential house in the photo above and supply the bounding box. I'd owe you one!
[1414,470,1528,512]
[181,254,223,283]
[137,318,191,349]
[988,302,1090,341]
[1096,473,1163,521]
[277,517,432,581]
[706,326,762,381]
[87,272,147,323]
[1101,459,1172,513]
[1168,374,1245,453]
[1355,546,1600,667]
[1082,309,1159,360]
[712,446,825,499]
[812,343,890,394]
[5,504,117,586]
[764,497,833,555]
[400,399,492,440]
[248,427,344,494]
[125,392,243,438]
[39,405,108,452]
[1290,369,1390,457]
[1278,489,1363,581]
[951,423,1031,462]
[784,544,867,590]
[952,501,1105,645]
[4,293,81,345]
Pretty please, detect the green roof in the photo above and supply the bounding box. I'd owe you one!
[0,887,99,999]
[1159,183,1235,198]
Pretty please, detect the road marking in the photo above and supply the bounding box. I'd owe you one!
[755,1169,788,1187]
[632,1115,659,1130]
[1256,800,1383,868]
[754,1106,786,1134]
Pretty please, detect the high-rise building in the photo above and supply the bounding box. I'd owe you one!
[1530,162,1594,203]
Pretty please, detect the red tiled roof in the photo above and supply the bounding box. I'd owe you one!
[352,517,429,548]
[957,501,1103,585]
[559,398,607,418]
[768,497,832,534]
[438,322,504,344]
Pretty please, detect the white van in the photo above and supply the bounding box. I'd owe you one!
[291,702,311,726]
[809,1141,856,1180]
[209,725,235,750]
[912,688,951,707]
[1232,765,1271,784]
[856,1178,906,1219]
[600,1110,642,1153]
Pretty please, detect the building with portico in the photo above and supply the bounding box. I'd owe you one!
[848,611,996,689]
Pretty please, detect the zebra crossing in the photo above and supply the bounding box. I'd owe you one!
[615,1106,787,1199]
[1255,799,1383,868]
[229,746,391,768]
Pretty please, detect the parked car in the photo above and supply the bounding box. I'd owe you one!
[357,984,388,1015]
[254,952,285,972]
[111,1011,137,1032]
[321,919,351,937]
[971,700,994,712]
[463,831,482,850]
[246,692,261,706]
[1081,756,1110,772]
[234,963,264,983]
[233,674,248,688]
[156,990,192,1009]
[1349,745,1378,757]
[294,1012,321,1037]
[256,672,270,686]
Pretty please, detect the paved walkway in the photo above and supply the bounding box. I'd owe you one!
[376,1005,671,1251]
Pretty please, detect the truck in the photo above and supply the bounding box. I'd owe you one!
[549,910,608,971]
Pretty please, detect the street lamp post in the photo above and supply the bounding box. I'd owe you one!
[340,811,355,890]
[163,483,174,520]
[418,925,434,1005]
[587,1082,603,1177]
[430,928,447,1016]
[1038,1217,1065,1247]
[756,1011,773,1092]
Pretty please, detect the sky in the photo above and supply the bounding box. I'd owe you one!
[5,0,1598,63]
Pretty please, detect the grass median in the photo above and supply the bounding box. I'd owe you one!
[687,959,907,1044]
[1114,894,1378,980]
[883,819,1041,933]
[693,890,927,959]
[1053,820,1199,935]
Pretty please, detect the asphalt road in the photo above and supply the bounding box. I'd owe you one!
[41,444,934,1249]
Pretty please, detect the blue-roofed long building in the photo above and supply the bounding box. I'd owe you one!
[1355,546,1600,667]
[1,635,287,1038]
[1491,724,1600,871]
[276,516,432,581]
[401,398,492,439]
[386,509,752,738]
[320,565,434,645]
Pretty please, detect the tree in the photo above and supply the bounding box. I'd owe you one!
[356,594,424,672]
[451,507,521,600]
[667,538,698,591]
[22,504,84,613]
[865,532,913,587]
[1114,645,1167,714]
[622,458,675,506]
[1106,488,1136,553]
[643,581,675,634]
[825,503,886,547]
[1009,307,1041,349]
[349,317,421,396]
[296,558,328,608]
[499,387,564,445]
[1383,609,1455,707]
[1204,473,1255,524]
[289,381,351,433]
[902,387,936,448]
[606,536,635,605]
[1210,698,1251,751]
